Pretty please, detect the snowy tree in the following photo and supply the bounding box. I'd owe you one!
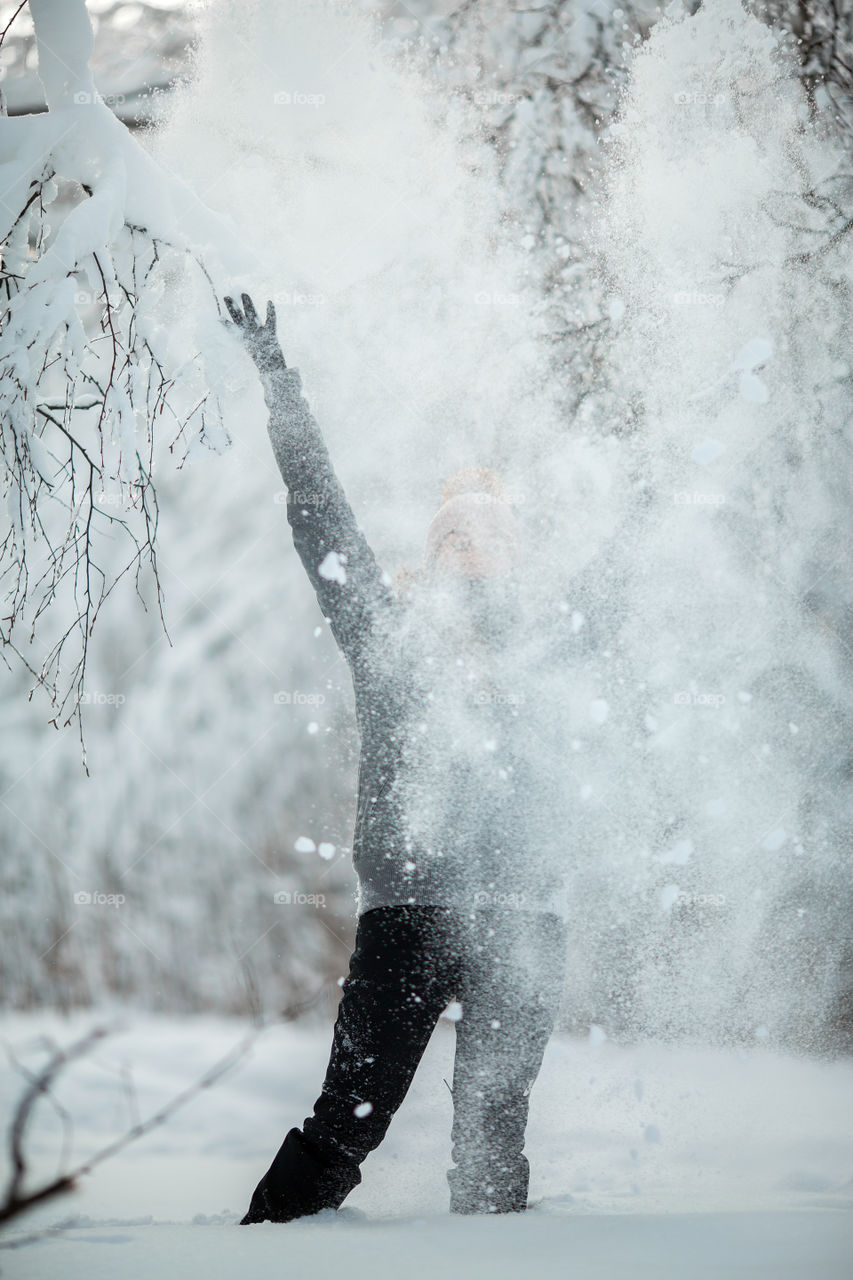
[0,0,242,750]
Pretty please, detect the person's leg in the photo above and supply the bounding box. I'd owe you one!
[447,909,566,1214]
[241,904,459,1223]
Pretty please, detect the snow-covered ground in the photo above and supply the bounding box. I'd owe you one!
[1,1012,851,1277]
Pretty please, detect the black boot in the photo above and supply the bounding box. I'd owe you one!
[240,1174,297,1225]
[240,1127,361,1225]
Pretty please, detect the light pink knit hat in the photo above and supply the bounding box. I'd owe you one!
[423,469,521,572]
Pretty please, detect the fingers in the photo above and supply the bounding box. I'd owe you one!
[223,295,244,326]
[225,292,279,347]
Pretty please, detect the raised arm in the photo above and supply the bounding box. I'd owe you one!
[224,293,393,663]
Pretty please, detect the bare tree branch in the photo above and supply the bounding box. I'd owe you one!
[0,1023,263,1231]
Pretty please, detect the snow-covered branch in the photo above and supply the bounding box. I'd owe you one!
[0,0,248,754]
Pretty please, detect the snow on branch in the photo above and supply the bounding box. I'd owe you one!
[0,0,250,759]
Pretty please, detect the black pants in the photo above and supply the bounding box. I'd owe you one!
[241,904,566,1222]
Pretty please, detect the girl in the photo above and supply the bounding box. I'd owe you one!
[225,293,568,1221]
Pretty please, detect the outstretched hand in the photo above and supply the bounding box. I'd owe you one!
[224,292,287,374]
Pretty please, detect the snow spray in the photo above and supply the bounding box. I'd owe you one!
[142,0,853,1049]
[557,0,853,1049]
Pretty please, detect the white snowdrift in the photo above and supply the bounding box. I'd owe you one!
[0,1011,851,1278]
